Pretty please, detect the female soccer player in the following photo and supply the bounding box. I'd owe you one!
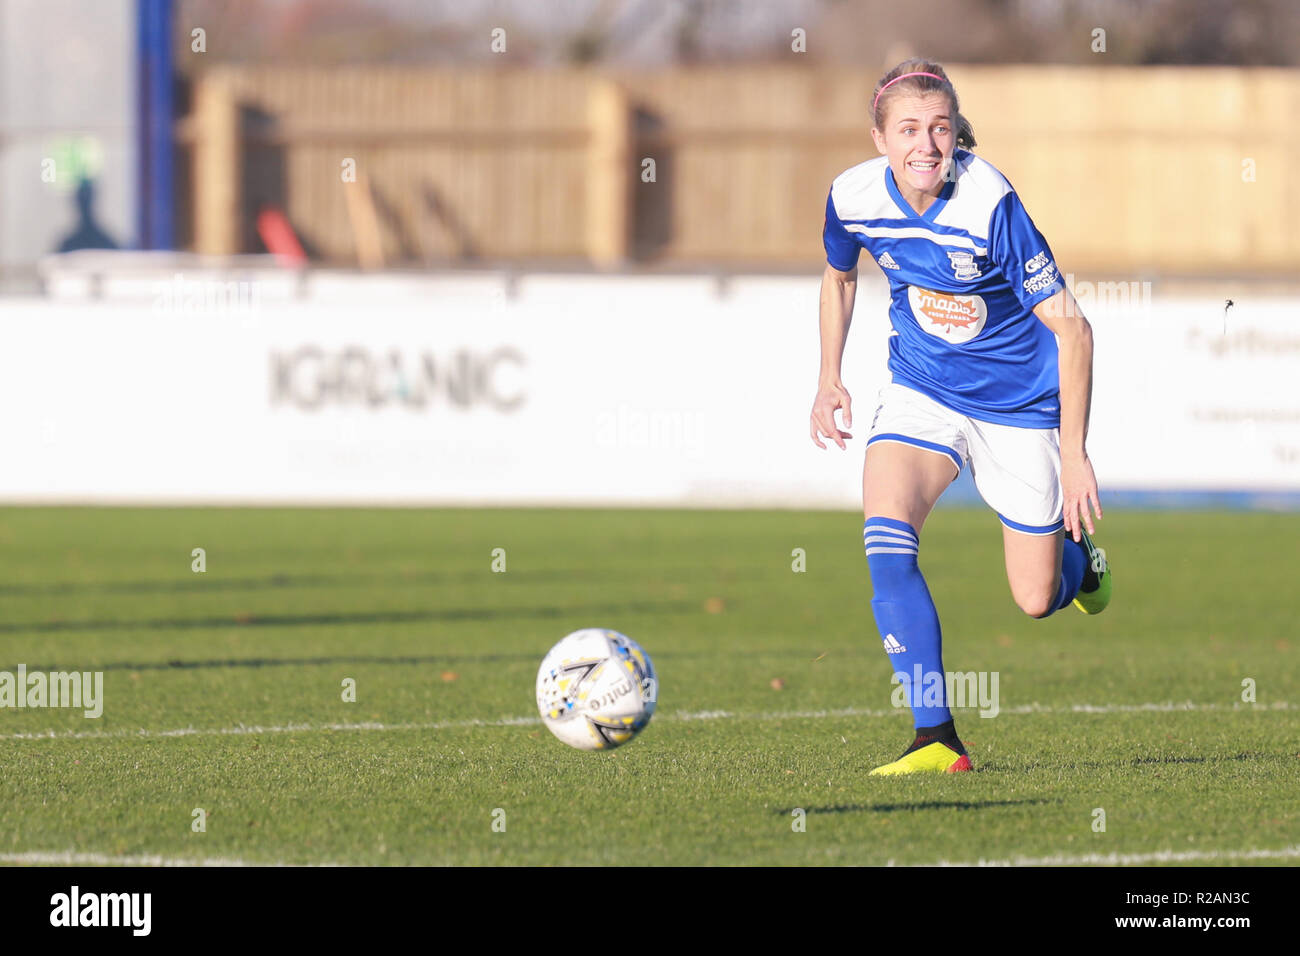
[810,58,1111,776]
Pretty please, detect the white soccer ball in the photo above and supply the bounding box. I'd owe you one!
[535,628,657,751]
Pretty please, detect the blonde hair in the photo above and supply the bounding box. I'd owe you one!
[871,58,976,149]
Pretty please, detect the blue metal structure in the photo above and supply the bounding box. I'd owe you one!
[136,0,173,249]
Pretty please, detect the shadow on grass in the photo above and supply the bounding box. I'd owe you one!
[1004,753,1272,772]
[15,653,543,672]
[782,798,1049,815]
[0,600,698,635]
[0,565,790,598]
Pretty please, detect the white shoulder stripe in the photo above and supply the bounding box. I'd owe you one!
[831,151,1017,248]
[844,223,987,255]
[830,156,898,222]
[930,151,1013,239]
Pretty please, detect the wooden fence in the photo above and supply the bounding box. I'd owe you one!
[178,64,1300,275]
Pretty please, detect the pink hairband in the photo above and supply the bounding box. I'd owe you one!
[873,71,945,111]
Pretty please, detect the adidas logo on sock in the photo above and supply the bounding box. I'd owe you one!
[876,252,900,270]
[882,633,907,654]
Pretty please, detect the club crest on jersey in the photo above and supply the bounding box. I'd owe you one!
[946,250,982,281]
[907,286,988,344]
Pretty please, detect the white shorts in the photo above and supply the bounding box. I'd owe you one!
[866,383,1064,535]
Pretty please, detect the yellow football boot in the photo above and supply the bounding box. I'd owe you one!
[1072,526,1112,615]
[870,737,973,776]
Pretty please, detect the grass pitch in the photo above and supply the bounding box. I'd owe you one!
[1,506,1297,866]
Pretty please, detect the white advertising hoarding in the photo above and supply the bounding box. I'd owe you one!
[0,272,1295,505]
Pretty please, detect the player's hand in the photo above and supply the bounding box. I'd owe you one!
[810,381,853,450]
[1061,453,1102,541]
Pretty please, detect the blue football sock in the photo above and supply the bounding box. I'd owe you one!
[1047,535,1088,615]
[863,516,950,729]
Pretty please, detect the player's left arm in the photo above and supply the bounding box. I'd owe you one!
[1033,289,1101,541]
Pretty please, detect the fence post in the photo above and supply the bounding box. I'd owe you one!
[193,71,241,256]
[586,78,631,268]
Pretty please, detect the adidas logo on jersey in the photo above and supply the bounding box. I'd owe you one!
[883,633,907,654]
[876,252,900,270]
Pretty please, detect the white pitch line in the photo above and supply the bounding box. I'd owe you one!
[9,843,1300,869]
[0,850,337,868]
[3,716,543,741]
[2,700,1292,742]
[896,844,1300,867]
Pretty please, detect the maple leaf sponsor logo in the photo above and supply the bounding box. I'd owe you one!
[906,286,988,344]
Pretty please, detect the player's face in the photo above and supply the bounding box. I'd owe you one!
[871,94,956,200]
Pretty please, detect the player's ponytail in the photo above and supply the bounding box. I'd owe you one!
[872,58,977,149]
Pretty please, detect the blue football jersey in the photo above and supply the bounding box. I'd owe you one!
[823,149,1066,427]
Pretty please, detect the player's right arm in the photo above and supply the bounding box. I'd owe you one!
[810,261,858,450]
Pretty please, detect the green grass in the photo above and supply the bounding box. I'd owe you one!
[1,506,1297,865]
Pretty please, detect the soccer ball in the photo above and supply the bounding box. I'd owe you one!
[535,628,657,751]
